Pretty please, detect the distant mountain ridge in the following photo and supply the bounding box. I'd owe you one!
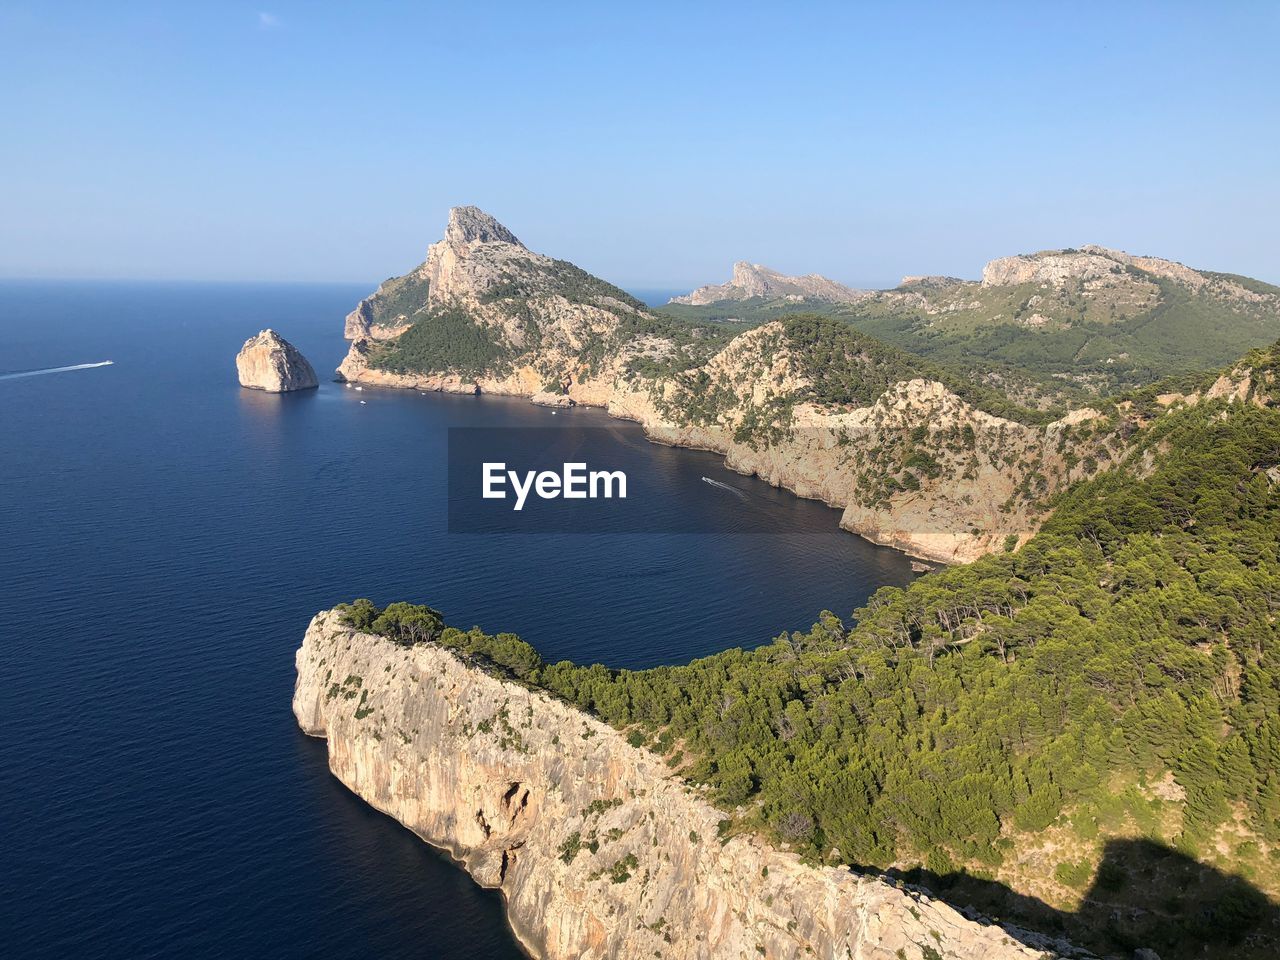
[663,243,1280,397]
[669,261,866,305]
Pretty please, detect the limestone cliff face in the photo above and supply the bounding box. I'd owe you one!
[979,244,1275,305]
[671,262,867,304]
[235,329,318,392]
[294,611,1069,960]
[981,250,1126,288]
[342,207,528,342]
[344,294,412,341]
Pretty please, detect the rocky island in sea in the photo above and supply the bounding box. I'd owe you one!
[236,329,318,392]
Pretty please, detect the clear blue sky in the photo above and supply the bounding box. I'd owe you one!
[2,1,1277,289]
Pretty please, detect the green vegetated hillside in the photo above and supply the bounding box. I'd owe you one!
[338,343,1280,960]
[371,302,515,377]
[661,249,1280,405]
[363,271,434,330]
[620,313,1061,456]
[776,315,1058,425]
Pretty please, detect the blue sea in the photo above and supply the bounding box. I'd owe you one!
[0,281,913,959]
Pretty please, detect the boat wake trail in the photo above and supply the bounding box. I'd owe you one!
[701,476,748,500]
[0,360,114,382]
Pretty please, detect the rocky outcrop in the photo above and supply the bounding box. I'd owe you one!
[671,262,866,304]
[340,207,525,342]
[981,250,1125,288]
[531,390,575,407]
[235,329,318,392]
[898,275,963,289]
[295,611,1070,960]
[978,244,1274,304]
[344,296,412,341]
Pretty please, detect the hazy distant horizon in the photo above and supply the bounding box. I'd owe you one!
[2,3,1277,287]
[2,253,1275,297]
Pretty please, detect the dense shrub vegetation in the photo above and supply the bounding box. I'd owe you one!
[369,304,512,376]
[338,599,544,680]
[363,273,432,328]
[529,402,1280,860]
[780,315,1057,424]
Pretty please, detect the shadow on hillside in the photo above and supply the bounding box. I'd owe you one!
[886,838,1279,959]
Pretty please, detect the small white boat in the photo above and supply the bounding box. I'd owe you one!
[354,386,363,392]
[359,400,366,405]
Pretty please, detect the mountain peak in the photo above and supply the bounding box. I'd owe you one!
[445,206,523,248]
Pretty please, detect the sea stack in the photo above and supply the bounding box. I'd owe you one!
[236,329,318,392]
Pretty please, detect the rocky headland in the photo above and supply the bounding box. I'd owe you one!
[295,609,1075,960]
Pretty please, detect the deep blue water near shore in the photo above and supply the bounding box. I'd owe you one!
[0,281,913,959]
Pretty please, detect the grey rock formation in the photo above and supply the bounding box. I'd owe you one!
[235,329,318,392]
[977,244,1259,296]
[445,204,524,247]
[980,249,1124,288]
[530,390,575,407]
[899,275,963,289]
[671,261,866,304]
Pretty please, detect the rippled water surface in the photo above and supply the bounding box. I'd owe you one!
[0,281,914,959]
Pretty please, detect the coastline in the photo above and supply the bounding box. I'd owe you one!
[339,371,949,563]
[333,355,1072,566]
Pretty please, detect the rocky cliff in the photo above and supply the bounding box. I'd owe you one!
[334,208,1120,564]
[235,329,318,392]
[294,610,1069,960]
[980,244,1270,300]
[671,262,867,305]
